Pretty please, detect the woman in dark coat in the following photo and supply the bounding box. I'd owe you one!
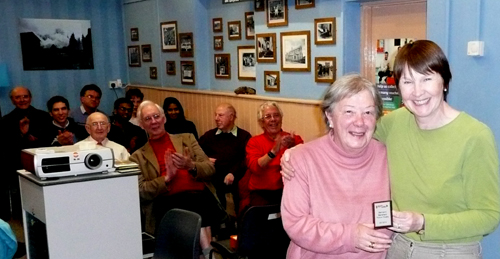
[162,97,199,140]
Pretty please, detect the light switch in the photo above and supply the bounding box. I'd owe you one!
[467,41,484,56]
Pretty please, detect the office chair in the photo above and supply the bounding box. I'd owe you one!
[210,204,290,259]
[152,209,202,259]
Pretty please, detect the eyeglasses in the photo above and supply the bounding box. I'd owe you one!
[86,95,101,100]
[119,107,133,112]
[142,113,162,123]
[263,113,281,120]
[88,121,109,128]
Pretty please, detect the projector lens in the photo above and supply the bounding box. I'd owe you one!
[85,153,102,169]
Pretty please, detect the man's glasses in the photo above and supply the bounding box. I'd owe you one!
[142,114,162,123]
[88,121,109,128]
[263,113,281,120]
[86,95,101,100]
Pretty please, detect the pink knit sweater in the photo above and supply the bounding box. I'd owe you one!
[281,133,391,259]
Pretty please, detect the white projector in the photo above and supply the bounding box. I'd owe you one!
[21,145,115,179]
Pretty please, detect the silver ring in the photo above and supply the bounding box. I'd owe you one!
[369,242,374,248]
[396,223,401,229]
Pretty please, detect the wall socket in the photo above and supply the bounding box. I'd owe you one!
[109,81,117,89]
[109,79,123,88]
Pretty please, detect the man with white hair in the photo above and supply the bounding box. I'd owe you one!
[75,112,130,161]
[130,100,224,259]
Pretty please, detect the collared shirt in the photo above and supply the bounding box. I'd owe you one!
[75,136,130,162]
[215,125,238,137]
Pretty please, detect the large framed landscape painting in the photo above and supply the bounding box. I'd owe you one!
[19,18,94,70]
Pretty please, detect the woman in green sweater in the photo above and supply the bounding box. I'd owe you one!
[376,40,499,258]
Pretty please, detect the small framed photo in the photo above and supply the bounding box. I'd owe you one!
[315,57,336,83]
[131,28,139,41]
[281,30,311,72]
[160,21,178,52]
[245,12,255,40]
[214,36,223,51]
[213,18,223,33]
[141,44,152,62]
[256,33,277,63]
[214,53,231,79]
[180,61,195,85]
[315,18,336,45]
[264,71,280,92]
[255,0,265,11]
[150,67,157,79]
[267,0,288,27]
[166,61,176,75]
[238,46,256,80]
[128,45,141,67]
[295,0,315,9]
[228,21,241,40]
[179,32,194,58]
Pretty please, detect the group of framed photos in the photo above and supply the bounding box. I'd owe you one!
[212,12,255,52]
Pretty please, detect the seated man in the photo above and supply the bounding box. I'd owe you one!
[69,84,104,140]
[129,100,225,259]
[0,86,51,220]
[46,96,83,146]
[75,112,130,162]
[199,103,251,215]
[108,98,147,154]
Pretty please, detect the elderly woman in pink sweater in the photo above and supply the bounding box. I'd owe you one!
[281,74,392,259]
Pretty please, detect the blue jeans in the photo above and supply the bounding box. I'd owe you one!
[386,233,482,259]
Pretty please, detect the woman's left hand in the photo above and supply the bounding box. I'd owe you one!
[355,224,392,253]
[389,210,424,233]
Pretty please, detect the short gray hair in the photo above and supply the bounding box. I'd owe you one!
[321,74,383,127]
[257,101,283,121]
[137,100,164,121]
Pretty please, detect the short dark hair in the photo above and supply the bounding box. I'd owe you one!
[114,97,133,110]
[80,84,102,97]
[126,88,144,100]
[394,40,452,100]
[47,95,70,111]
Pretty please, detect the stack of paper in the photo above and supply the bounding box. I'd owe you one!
[115,160,140,173]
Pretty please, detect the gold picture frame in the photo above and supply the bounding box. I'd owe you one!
[315,57,336,83]
[280,30,311,72]
[314,17,336,45]
[264,71,280,92]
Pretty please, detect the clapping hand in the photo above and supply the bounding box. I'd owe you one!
[57,130,74,145]
[171,147,195,170]
[164,149,178,182]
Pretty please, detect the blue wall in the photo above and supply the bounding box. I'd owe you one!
[0,0,127,116]
[124,0,347,99]
[428,1,500,258]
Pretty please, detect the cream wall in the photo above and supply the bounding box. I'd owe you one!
[131,85,325,142]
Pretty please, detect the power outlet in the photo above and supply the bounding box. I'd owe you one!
[109,81,117,89]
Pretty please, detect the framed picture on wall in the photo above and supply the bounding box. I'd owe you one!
[238,46,256,80]
[131,28,139,41]
[255,0,265,11]
[180,61,195,85]
[179,32,194,57]
[160,21,178,52]
[228,21,241,40]
[166,61,176,75]
[128,45,141,67]
[256,33,276,63]
[150,67,157,79]
[213,18,223,33]
[214,36,223,50]
[315,18,336,45]
[280,30,311,72]
[245,12,255,40]
[264,71,280,92]
[214,53,231,79]
[315,57,336,83]
[141,44,152,62]
[267,0,288,27]
[295,0,315,9]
